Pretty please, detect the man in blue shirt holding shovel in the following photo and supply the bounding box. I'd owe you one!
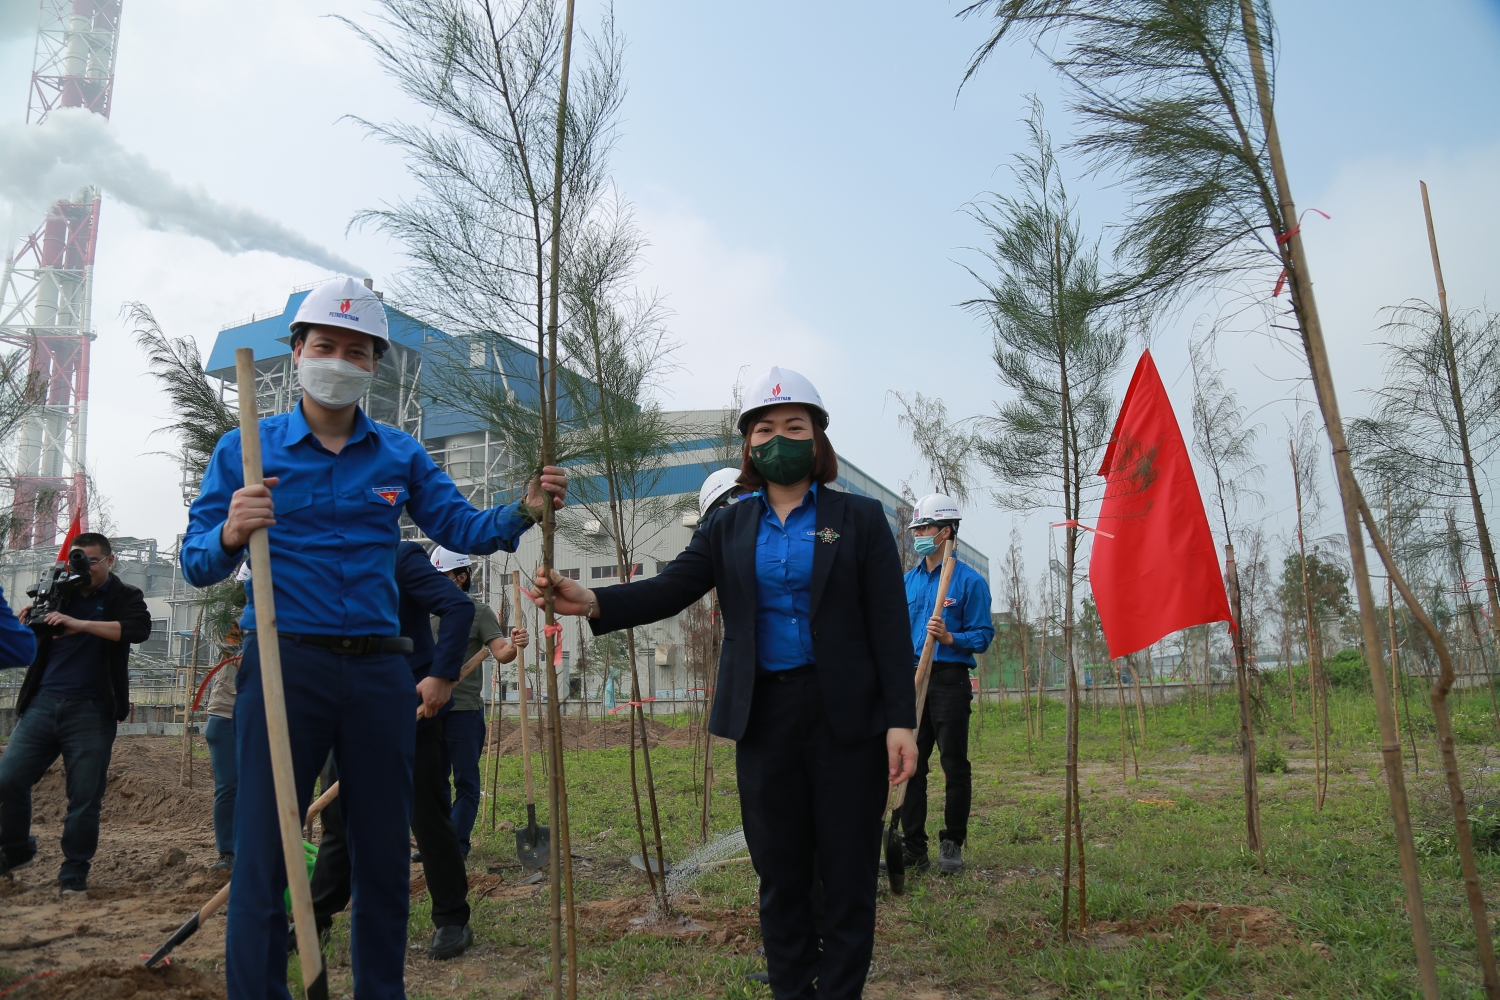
[182,277,567,1000]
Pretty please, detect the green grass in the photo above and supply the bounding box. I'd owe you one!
[322,682,1500,998]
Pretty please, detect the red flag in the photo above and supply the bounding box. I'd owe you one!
[56,512,83,563]
[1089,350,1231,659]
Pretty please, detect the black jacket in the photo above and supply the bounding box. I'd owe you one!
[395,540,475,728]
[592,487,915,744]
[16,573,153,722]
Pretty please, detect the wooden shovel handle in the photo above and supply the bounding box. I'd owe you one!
[889,539,958,811]
[514,571,536,807]
[235,348,324,988]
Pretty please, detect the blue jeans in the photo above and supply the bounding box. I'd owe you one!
[227,638,415,1000]
[443,709,485,854]
[205,714,238,855]
[0,695,115,881]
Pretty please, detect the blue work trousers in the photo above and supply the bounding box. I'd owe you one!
[0,695,114,881]
[205,714,238,855]
[442,709,485,854]
[227,638,415,1000]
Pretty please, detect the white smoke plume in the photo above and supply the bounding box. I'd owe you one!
[0,108,364,274]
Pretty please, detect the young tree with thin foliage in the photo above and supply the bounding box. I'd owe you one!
[1189,339,1265,864]
[960,5,1483,989]
[965,102,1126,937]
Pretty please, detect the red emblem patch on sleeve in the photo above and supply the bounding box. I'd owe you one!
[377,490,401,505]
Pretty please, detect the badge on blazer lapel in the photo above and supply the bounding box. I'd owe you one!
[816,528,840,544]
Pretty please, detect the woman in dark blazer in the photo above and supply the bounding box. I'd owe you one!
[536,367,917,1000]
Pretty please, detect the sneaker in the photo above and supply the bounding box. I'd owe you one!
[745,972,770,985]
[1,839,36,876]
[59,876,87,894]
[878,849,930,874]
[938,840,963,875]
[209,852,235,872]
[428,923,474,960]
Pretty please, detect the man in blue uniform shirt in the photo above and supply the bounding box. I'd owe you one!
[180,277,567,1000]
[900,494,993,876]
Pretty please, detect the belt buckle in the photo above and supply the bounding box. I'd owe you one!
[340,638,353,652]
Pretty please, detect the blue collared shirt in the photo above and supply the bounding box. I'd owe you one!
[754,483,818,672]
[181,402,534,635]
[904,556,994,670]
[0,585,36,669]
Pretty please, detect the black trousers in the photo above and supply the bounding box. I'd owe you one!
[737,669,887,1000]
[311,718,471,930]
[900,671,972,852]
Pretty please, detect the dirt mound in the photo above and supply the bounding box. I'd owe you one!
[3,962,225,999]
[29,737,212,830]
[487,716,694,755]
[1086,901,1331,957]
[575,895,759,950]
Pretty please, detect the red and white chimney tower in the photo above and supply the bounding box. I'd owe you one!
[0,0,121,548]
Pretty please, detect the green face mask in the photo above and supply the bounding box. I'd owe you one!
[750,434,816,485]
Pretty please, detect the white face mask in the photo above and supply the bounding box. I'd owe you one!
[297,357,373,408]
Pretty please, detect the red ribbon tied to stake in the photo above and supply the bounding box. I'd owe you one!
[1050,519,1115,540]
[607,698,657,716]
[1272,209,1331,298]
[543,623,564,667]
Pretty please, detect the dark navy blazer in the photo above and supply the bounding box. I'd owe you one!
[591,486,915,744]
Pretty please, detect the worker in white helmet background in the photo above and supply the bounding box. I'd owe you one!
[698,467,748,521]
[426,547,529,858]
[898,494,994,875]
[180,276,569,1000]
[531,366,918,1000]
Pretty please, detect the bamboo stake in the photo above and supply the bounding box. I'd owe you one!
[1114,658,1129,783]
[1239,4,1436,991]
[233,349,325,1000]
[540,0,579,991]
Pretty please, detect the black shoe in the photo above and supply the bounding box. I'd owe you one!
[1,839,36,876]
[411,850,423,864]
[938,839,964,875]
[59,876,87,895]
[745,971,770,985]
[879,849,930,874]
[428,923,474,960]
[209,852,234,872]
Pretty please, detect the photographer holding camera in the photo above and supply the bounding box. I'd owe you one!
[0,533,151,892]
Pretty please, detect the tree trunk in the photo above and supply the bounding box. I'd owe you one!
[1241,3,1436,991]
[1225,544,1265,867]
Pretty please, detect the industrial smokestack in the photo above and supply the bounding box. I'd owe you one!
[0,108,364,274]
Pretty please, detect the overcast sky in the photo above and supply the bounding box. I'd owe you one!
[1,0,1498,606]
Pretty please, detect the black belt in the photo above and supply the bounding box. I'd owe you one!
[247,631,414,655]
[758,664,815,681]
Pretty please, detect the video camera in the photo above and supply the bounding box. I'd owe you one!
[26,548,93,637]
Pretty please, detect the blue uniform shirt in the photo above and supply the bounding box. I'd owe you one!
[904,555,994,670]
[181,402,534,635]
[37,579,110,700]
[754,483,818,672]
[0,585,37,669]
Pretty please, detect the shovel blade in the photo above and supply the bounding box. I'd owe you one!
[516,822,551,873]
[884,817,905,895]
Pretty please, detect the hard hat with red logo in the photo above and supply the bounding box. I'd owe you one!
[909,493,961,529]
[736,366,828,435]
[429,546,473,573]
[289,277,390,346]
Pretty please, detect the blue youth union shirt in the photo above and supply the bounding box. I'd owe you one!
[904,556,995,669]
[754,483,817,672]
[181,403,534,636]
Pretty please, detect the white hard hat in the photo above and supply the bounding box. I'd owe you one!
[289,277,390,347]
[737,366,828,435]
[430,546,472,572]
[909,493,961,529]
[699,468,744,518]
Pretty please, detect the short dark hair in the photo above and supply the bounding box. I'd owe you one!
[737,421,839,492]
[290,326,387,358]
[72,533,112,556]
